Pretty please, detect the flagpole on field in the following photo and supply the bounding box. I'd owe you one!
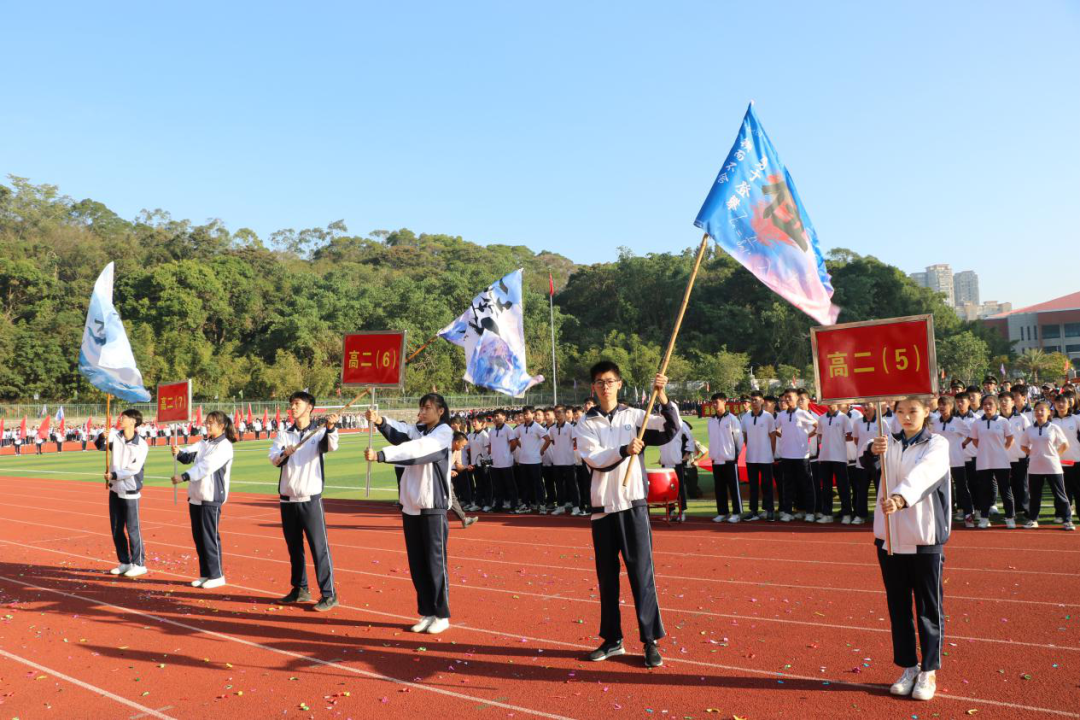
[622,233,710,487]
[549,274,558,405]
[105,394,111,488]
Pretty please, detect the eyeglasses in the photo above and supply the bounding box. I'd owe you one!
[593,379,621,388]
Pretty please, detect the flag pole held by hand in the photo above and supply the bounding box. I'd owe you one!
[292,389,371,449]
[622,233,710,487]
[105,394,111,488]
[365,387,376,498]
[877,401,893,556]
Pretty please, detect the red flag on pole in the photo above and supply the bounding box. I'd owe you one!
[85,417,92,433]
[115,415,122,429]
[195,405,203,426]
[0,418,4,440]
[37,415,51,440]
[287,406,293,425]
[549,273,555,296]
[262,408,269,426]
[246,404,253,425]
[234,410,241,428]
[20,416,27,439]
[275,407,281,426]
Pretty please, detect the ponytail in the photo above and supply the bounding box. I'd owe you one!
[206,411,239,443]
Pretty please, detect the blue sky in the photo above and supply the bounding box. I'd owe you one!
[3,1,1077,309]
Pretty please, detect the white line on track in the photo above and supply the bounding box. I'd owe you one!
[1,540,1077,719]
[2,496,1076,609]
[1,515,1076,653]
[0,647,178,719]
[0,570,575,720]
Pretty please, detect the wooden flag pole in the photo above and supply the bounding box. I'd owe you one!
[405,336,439,365]
[622,233,710,487]
[172,430,178,505]
[877,401,893,555]
[293,389,371,449]
[365,387,376,498]
[104,394,112,488]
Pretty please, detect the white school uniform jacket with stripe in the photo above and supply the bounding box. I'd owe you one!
[270,423,340,501]
[576,401,680,517]
[707,412,743,463]
[376,419,453,516]
[932,414,970,468]
[740,411,775,464]
[659,420,693,467]
[816,412,851,463]
[96,429,149,498]
[873,430,951,554]
[177,434,234,505]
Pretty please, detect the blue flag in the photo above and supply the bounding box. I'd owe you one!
[78,263,151,402]
[695,104,840,326]
[438,269,544,398]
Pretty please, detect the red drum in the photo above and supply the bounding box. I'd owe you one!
[646,468,679,506]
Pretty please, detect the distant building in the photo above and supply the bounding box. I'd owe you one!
[953,270,979,306]
[982,291,1080,369]
[956,300,1011,321]
[909,271,928,287]
[925,264,954,306]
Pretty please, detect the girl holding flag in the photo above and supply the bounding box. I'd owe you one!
[96,408,150,578]
[171,411,238,588]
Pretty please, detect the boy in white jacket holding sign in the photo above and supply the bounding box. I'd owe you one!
[172,410,237,589]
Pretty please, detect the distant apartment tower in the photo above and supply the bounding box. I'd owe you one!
[954,270,980,306]
[909,271,928,287]
[924,264,954,306]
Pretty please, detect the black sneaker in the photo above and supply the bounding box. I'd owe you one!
[644,641,663,668]
[313,595,339,612]
[766,511,776,522]
[278,587,312,604]
[587,640,625,662]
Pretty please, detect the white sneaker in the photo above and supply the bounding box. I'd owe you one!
[571,508,584,516]
[1023,520,1039,529]
[758,510,768,519]
[109,564,132,576]
[1004,518,1016,529]
[712,515,726,523]
[953,511,965,521]
[978,518,990,529]
[964,514,975,528]
[425,617,450,634]
[1065,522,1076,532]
[410,616,436,633]
[779,512,793,522]
[676,511,686,523]
[482,505,492,512]
[890,666,920,696]
[793,512,805,520]
[840,515,852,525]
[851,516,865,525]
[817,515,833,524]
[816,512,826,520]
[1054,516,1064,524]
[912,670,936,700]
[745,514,760,522]
[191,577,209,587]
[123,565,148,578]
[990,504,1000,516]
[727,514,741,523]
[201,576,226,589]
[974,510,982,521]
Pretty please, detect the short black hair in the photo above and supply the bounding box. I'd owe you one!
[763,395,778,403]
[289,390,316,406]
[452,431,468,443]
[120,408,143,427]
[711,393,726,402]
[955,391,970,402]
[493,408,507,418]
[749,390,763,399]
[522,405,535,413]
[590,360,621,382]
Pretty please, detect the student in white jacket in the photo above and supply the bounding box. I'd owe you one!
[171,411,237,589]
[95,409,150,578]
[870,397,951,702]
[366,393,455,636]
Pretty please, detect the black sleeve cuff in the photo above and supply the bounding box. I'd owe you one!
[110,471,117,481]
[619,445,630,458]
[377,450,386,463]
[181,472,191,482]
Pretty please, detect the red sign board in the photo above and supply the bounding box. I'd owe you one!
[341,332,406,388]
[157,380,192,423]
[811,315,938,403]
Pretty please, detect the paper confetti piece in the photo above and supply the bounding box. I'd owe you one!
[966,711,978,716]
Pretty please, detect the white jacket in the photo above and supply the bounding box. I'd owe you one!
[873,431,951,554]
[270,423,340,501]
[96,429,149,498]
[576,401,680,517]
[377,419,453,516]
[707,413,743,463]
[177,434,234,505]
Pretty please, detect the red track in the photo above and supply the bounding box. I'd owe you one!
[0,475,1076,719]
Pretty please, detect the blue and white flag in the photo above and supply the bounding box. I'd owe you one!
[54,406,64,423]
[438,269,544,398]
[695,103,840,326]
[78,263,151,402]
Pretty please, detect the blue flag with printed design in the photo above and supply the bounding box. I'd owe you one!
[78,262,151,402]
[695,104,840,326]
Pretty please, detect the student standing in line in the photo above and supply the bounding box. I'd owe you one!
[967,395,1015,528]
[707,395,744,523]
[1051,395,1080,518]
[540,408,559,512]
[741,391,776,522]
[575,363,679,668]
[449,432,479,529]
[572,406,593,516]
[270,391,341,611]
[96,409,150,578]
[487,409,519,513]
[171,410,237,589]
[870,397,951,702]
[816,404,852,523]
[549,405,581,516]
[999,392,1032,523]
[467,415,492,512]
[659,414,694,523]
[774,389,817,523]
[366,394,455,635]
[843,403,864,520]
[931,396,974,527]
[511,406,553,514]
[850,403,880,525]
[1020,400,1074,531]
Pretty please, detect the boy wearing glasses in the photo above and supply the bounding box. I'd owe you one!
[575,361,680,668]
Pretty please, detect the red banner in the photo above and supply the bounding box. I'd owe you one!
[156,380,192,423]
[811,315,938,403]
[341,332,406,388]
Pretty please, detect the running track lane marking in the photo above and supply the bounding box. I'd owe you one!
[7,474,1075,554]
[2,543,1078,719]
[0,574,577,720]
[1,525,1076,654]
[0,647,178,720]
[3,495,1076,580]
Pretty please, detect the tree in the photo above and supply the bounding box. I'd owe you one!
[937,332,990,384]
